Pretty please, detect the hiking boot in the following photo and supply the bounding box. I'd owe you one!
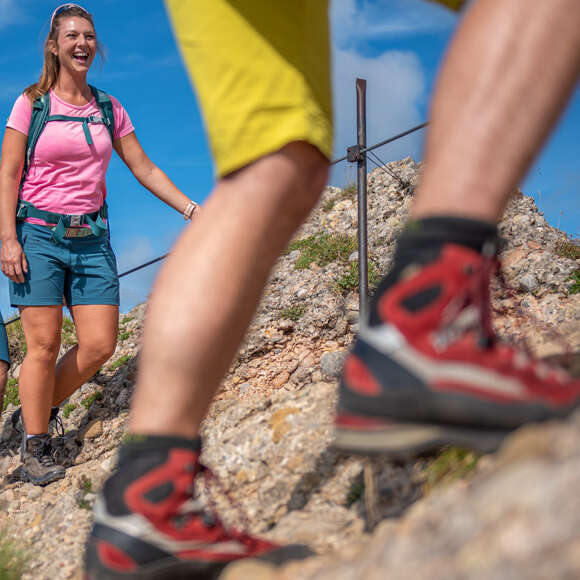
[335,243,580,458]
[21,434,66,486]
[11,406,64,437]
[84,437,312,580]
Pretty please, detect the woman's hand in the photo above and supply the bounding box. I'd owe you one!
[1,238,28,283]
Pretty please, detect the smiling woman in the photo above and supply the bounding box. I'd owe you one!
[0,3,198,487]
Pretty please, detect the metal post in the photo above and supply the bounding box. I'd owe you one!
[356,78,368,319]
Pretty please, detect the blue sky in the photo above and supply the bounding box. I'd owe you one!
[0,0,578,316]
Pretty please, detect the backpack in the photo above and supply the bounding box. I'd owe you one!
[17,85,115,242]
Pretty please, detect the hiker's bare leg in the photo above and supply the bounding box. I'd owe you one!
[130,142,328,437]
[18,306,62,434]
[414,0,580,221]
[52,305,118,406]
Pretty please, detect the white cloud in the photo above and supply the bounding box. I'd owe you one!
[331,0,458,47]
[327,0,458,184]
[333,48,425,161]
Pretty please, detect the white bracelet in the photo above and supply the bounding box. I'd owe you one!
[183,200,197,220]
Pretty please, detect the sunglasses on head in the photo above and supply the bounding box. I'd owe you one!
[50,3,89,29]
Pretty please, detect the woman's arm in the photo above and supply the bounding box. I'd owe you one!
[114,132,198,218]
[0,128,28,283]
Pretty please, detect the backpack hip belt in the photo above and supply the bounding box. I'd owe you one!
[16,199,108,243]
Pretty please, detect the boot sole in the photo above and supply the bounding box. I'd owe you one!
[85,527,312,580]
[21,468,66,486]
[333,419,509,459]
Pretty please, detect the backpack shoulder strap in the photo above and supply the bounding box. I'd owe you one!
[89,85,115,142]
[22,93,51,183]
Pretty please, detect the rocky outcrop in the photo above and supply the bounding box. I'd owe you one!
[0,158,578,579]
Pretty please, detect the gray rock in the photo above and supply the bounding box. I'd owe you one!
[320,351,346,378]
[519,273,539,292]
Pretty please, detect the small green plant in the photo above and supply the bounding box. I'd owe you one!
[77,476,93,510]
[423,447,479,493]
[555,239,580,260]
[288,234,357,270]
[121,315,134,324]
[0,529,26,579]
[80,477,92,494]
[280,305,306,322]
[81,391,103,410]
[61,316,77,346]
[2,379,19,411]
[109,354,130,371]
[569,269,580,294]
[346,480,365,507]
[118,331,131,341]
[5,316,26,356]
[335,261,380,294]
[340,183,357,198]
[322,197,335,212]
[62,402,77,419]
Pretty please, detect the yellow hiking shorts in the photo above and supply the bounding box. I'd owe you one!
[165,0,333,177]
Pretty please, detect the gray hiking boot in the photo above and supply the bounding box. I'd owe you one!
[11,407,64,436]
[21,434,66,486]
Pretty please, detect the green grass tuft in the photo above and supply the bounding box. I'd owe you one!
[555,239,580,260]
[81,391,103,410]
[288,234,357,270]
[341,183,357,198]
[109,354,130,371]
[62,402,77,419]
[61,316,77,347]
[346,480,365,507]
[2,379,19,411]
[0,529,27,579]
[77,476,93,509]
[423,447,479,493]
[322,197,335,212]
[335,261,380,294]
[5,317,26,357]
[118,331,131,341]
[569,269,580,294]
[279,305,306,322]
[120,315,134,324]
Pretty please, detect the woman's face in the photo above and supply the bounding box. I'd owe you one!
[51,16,97,75]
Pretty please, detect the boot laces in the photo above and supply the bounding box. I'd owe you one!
[51,413,65,437]
[176,463,259,548]
[31,438,57,467]
[434,242,498,351]
[453,240,572,384]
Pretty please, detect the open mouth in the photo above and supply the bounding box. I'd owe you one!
[73,52,89,64]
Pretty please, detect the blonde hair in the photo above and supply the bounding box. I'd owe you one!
[24,5,102,102]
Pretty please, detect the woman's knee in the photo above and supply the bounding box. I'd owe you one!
[78,337,117,366]
[26,335,61,363]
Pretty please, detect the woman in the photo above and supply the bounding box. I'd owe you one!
[0,4,197,486]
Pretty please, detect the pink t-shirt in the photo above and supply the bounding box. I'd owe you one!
[6,90,134,223]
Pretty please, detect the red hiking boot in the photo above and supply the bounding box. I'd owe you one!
[335,243,580,458]
[84,437,312,579]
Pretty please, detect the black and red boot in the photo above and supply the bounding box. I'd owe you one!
[85,436,311,579]
[335,218,580,457]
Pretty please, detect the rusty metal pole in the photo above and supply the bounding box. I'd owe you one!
[356,78,368,319]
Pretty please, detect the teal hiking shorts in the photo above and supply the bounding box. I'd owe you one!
[0,311,9,365]
[9,222,120,308]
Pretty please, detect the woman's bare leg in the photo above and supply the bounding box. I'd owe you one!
[51,304,118,406]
